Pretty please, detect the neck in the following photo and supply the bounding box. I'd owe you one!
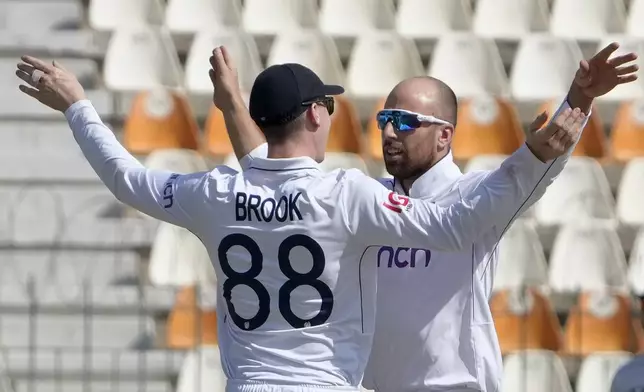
[266,134,317,161]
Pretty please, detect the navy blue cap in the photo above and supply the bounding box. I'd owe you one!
[249,63,344,127]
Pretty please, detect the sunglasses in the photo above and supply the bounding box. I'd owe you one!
[303,97,335,116]
[376,109,452,132]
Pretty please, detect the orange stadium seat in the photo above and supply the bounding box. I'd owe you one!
[366,98,386,160]
[327,95,362,154]
[491,288,563,354]
[452,97,524,160]
[610,100,644,161]
[167,286,218,349]
[563,291,640,356]
[204,105,234,158]
[538,100,607,158]
[124,89,200,155]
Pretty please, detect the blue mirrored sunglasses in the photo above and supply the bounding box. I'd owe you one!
[376,109,452,132]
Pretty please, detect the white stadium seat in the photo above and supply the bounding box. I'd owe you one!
[627,0,644,38]
[347,32,424,101]
[473,0,549,41]
[176,346,227,392]
[576,352,633,392]
[428,34,509,98]
[549,221,628,295]
[550,0,626,42]
[463,155,507,173]
[596,36,644,103]
[242,0,317,37]
[319,0,395,39]
[511,35,583,102]
[627,230,644,296]
[104,26,183,92]
[89,0,165,32]
[494,220,548,292]
[616,158,644,226]
[502,350,573,392]
[267,29,345,86]
[166,0,241,35]
[186,29,261,95]
[144,149,209,174]
[395,0,472,39]
[534,157,615,227]
[14,381,172,392]
[149,222,216,287]
[223,153,242,172]
[319,153,368,173]
[0,1,83,32]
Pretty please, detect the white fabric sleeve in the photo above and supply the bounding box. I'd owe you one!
[239,142,268,170]
[65,100,209,229]
[341,144,550,251]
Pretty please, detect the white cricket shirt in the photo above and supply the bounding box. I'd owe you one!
[66,100,556,392]
[362,100,589,392]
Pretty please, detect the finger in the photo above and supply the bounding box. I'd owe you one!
[616,64,639,75]
[15,69,33,85]
[607,52,638,67]
[212,47,227,74]
[20,55,54,74]
[17,63,36,74]
[209,69,216,85]
[593,42,620,62]
[578,59,590,76]
[542,108,572,139]
[52,60,67,71]
[562,108,581,133]
[618,74,639,84]
[18,84,41,100]
[220,46,235,70]
[529,111,549,132]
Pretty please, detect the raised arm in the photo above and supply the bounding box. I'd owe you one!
[15,56,208,229]
[344,109,587,251]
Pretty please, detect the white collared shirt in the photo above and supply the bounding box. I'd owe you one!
[65,100,557,391]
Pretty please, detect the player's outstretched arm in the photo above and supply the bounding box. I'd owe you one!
[343,109,586,251]
[15,56,207,229]
[209,46,266,162]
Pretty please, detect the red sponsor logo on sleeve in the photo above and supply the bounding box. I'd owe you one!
[382,192,410,213]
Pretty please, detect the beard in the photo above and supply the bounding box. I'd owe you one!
[384,151,430,182]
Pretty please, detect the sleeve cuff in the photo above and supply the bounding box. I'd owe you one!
[64,99,93,122]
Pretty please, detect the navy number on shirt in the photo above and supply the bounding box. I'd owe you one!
[218,233,333,330]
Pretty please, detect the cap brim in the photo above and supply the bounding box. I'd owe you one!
[322,84,345,96]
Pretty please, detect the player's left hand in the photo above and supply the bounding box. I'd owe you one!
[574,42,639,98]
[15,55,86,112]
[526,107,586,162]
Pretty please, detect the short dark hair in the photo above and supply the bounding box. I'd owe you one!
[260,112,306,143]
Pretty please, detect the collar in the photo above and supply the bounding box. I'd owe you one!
[248,156,322,173]
[393,150,462,199]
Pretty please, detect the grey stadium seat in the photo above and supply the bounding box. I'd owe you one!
[0,314,155,348]
[14,380,173,392]
[0,30,105,58]
[0,122,100,154]
[0,1,83,31]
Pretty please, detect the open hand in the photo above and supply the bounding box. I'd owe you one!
[15,56,86,112]
[209,46,243,111]
[526,108,586,162]
[574,42,639,98]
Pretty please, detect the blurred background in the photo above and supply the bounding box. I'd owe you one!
[1,0,644,391]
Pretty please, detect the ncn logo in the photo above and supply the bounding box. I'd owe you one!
[382,192,410,213]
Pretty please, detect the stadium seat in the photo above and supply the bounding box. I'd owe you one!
[627,0,644,37]
[494,220,548,292]
[144,149,210,174]
[347,32,424,104]
[597,36,644,103]
[534,157,615,227]
[395,0,472,40]
[610,100,644,161]
[13,381,173,392]
[451,96,524,160]
[365,98,386,160]
[0,1,83,32]
[176,346,227,392]
[501,350,573,392]
[327,96,363,154]
[319,153,368,173]
[204,106,234,157]
[473,0,549,41]
[549,221,628,294]
[267,29,345,86]
[167,286,218,348]
[223,152,242,172]
[123,89,200,154]
[89,0,165,32]
[186,29,261,96]
[242,0,317,37]
[617,158,644,227]
[628,230,644,295]
[428,34,509,98]
[319,0,395,39]
[576,352,633,392]
[550,0,627,42]
[538,100,608,158]
[563,291,640,355]
[149,222,216,287]
[104,26,183,92]
[511,35,583,102]
[166,0,241,35]
[491,288,563,354]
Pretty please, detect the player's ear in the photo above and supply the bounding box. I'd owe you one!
[306,104,321,128]
[437,125,453,151]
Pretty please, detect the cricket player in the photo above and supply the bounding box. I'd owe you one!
[209,41,639,392]
[15,54,579,392]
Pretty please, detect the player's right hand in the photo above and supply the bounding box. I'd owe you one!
[209,46,243,111]
[15,56,86,112]
[525,107,586,163]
